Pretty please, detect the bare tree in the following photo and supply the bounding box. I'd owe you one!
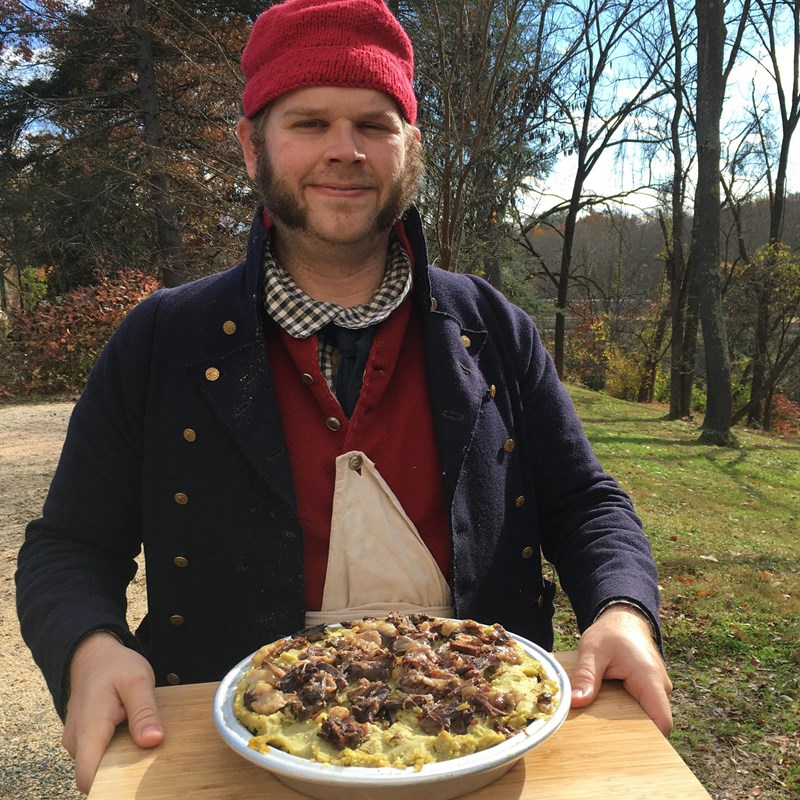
[648,0,697,419]
[404,0,566,286]
[692,0,749,445]
[526,0,672,378]
[737,0,800,427]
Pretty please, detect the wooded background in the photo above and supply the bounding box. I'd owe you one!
[2,0,799,444]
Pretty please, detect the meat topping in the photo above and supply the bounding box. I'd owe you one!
[239,614,558,752]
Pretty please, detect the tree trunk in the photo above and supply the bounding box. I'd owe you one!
[747,288,770,426]
[665,0,690,420]
[554,185,583,379]
[694,0,735,446]
[680,274,699,417]
[669,257,691,417]
[131,0,186,287]
[638,300,670,403]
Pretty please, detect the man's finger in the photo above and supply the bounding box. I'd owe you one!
[623,670,674,736]
[118,673,164,748]
[73,714,119,794]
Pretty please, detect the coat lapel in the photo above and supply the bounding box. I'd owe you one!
[423,310,488,512]
[191,339,296,513]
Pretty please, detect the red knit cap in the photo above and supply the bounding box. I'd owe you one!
[242,0,417,123]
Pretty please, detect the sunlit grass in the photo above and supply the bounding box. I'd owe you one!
[557,385,800,798]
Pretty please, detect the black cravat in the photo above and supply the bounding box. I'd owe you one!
[327,323,377,417]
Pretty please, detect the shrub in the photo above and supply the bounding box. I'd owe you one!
[564,310,611,390]
[770,393,800,438]
[2,268,159,397]
[604,350,642,402]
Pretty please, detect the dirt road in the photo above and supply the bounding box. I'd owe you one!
[1,402,92,799]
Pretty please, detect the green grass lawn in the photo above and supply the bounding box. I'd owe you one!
[561,385,799,799]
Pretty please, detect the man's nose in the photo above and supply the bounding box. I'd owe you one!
[324,123,366,164]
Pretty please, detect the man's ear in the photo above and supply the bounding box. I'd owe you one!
[236,117,260,180]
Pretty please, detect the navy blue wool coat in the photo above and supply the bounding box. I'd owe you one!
[16,206,661,716]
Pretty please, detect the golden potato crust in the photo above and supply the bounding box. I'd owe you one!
[233,614,559,768]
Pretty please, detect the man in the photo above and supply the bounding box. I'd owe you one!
[16,0,671,792]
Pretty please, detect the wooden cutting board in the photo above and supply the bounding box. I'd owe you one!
[89,652,710,799]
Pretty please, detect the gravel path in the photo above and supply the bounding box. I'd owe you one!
[0,402,146,799]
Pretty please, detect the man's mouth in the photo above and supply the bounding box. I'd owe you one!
[308,183,374,197]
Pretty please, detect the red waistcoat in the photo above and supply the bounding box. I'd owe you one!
[266,296,451,611]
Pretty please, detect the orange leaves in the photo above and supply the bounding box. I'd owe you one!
[2,268,160,397]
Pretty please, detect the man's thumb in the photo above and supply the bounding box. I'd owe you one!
[570,656,601,708]
[123,682,165,748]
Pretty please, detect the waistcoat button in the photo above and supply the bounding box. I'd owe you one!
[301,373,314,385]
[166,673,181,685]
[460,334,472,348]
[205,367,220,382]
[169,614,185,626]
[222,320,237,335]
[515,495,526,508]
[174,556,189,568]
[174,492,189,505]
[182,428,197,443]
[348,454,363,471]
[503,438,515,453]
[521,546,534,559]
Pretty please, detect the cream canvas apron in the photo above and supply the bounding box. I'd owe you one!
[304,450,453,627]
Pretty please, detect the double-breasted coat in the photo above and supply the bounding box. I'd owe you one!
[16,206,661,716]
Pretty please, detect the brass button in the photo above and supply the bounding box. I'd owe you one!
[222,320,237,335]
[348,454,363,471]
[166,673,181,685]
[537,594,545,608]
[503,438,516,453]
[460,334,472,348]
[301,373,314,386]
[430,297,438,311]
[326,417,342,432]
[515,495,526,508]
[174,492,189,505]
[182,428,197,443]
[169,614,185,626]
[174,556,189,568]
[521,546,534,559]
[205,367,220,382]
[488,385,497,398]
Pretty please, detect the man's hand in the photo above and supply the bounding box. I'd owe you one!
[570,604,673,735]
[62,631,164,793]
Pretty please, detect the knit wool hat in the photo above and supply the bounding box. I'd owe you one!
[242,0,417,123]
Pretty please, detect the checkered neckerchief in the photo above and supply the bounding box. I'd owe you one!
[263,234,412,389]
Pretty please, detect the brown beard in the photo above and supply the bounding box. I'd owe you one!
[253,132,424,235]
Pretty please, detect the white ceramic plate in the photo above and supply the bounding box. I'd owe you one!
[212,625,570,800]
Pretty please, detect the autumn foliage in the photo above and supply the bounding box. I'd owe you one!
[1,269,159,397]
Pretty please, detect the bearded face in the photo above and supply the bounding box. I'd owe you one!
[252,118,424,241]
